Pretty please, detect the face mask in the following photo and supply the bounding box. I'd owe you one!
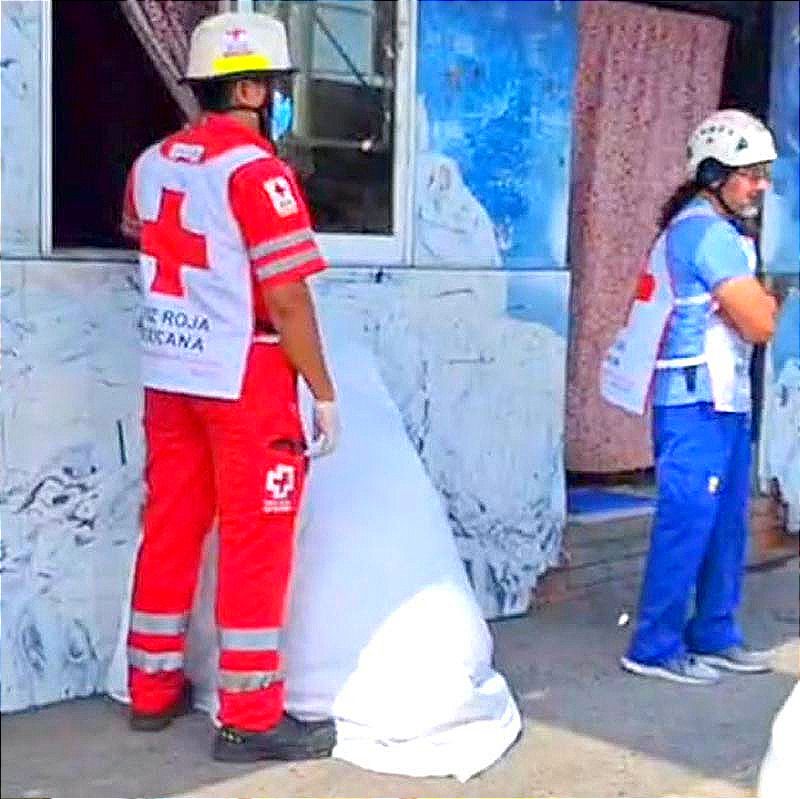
[270,89,293,142]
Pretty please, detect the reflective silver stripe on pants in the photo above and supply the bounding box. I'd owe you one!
[256,248,321,281]
[219,628,281,652]
[128,646,184,673]
[219,669,284,692]
[130,610,189,636]
[249,229,314,261]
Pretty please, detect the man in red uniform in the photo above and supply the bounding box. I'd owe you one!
[121,11,339,762]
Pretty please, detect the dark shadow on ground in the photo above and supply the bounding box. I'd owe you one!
[492,558,799,794]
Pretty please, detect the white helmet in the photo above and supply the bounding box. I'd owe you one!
[686,109,777,179]
[185,12,293,81]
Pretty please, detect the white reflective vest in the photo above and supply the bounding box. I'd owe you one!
[132,142,268,400]
[601,205,756,415]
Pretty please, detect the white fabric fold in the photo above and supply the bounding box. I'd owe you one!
[106,308,521,781]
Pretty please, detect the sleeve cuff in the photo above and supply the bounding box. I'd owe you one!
[258,256,328,289]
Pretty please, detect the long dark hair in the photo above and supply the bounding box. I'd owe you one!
[658,180,701,231]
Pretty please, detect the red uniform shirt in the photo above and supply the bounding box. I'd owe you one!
[123,114,326,327]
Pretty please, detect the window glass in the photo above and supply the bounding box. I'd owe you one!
[255,0,397,234]
[51,0,396,250]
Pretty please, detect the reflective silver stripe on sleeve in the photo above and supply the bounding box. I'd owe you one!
[249,229,314,261]
[130,610,189,636]
[218,669,285,692]
[256,248,322,282]
[219,628,281,652]
[128,646,184,673]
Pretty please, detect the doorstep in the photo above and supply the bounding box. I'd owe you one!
[534,494,798,607]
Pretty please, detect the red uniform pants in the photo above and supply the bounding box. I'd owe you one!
[129,342,307,731]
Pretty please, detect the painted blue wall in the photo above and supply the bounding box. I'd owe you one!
[758,1,799,534]
[762,0,799,278]
[764,1,799,375]
[415,0,578,272]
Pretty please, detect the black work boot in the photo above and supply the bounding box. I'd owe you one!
[212,713,336,762]
[130,682,193,731]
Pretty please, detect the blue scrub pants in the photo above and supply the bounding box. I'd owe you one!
[627,402,750,664]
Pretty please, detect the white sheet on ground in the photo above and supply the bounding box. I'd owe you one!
[758,681,800,798]
[106,310,521,781]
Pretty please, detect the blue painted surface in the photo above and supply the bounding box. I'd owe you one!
[763,1,800,276]
[504,271,570,336]
[567,488,655,520]
[416,0,578,271]
[772,290,799,374]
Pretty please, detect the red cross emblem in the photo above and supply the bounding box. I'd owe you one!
[635,272,656,302]
[266,464,295,501]
[141,189,208,297]
[263,177,298,216]
[223,27,252,56]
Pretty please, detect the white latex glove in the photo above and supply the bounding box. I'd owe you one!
[307,400,340,458]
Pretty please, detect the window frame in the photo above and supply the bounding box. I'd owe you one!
[41,0,417,267]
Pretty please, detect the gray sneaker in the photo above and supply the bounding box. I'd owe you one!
[620,654,721,685]
[692,646,773,674]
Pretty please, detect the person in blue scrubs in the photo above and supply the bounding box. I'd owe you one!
[622,110,780,685]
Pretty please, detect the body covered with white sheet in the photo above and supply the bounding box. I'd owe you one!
[107,310,521,781]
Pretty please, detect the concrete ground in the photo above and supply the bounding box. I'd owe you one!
[2,559,797,798]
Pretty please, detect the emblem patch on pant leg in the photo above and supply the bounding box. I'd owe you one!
[263,464,296,513]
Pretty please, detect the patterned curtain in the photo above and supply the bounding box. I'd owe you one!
[565,0,730,473]
[119,0,223,120]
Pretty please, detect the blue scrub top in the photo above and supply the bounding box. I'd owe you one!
[653,198,753,407]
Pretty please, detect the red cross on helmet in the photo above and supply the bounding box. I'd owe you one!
[185,12,294,81]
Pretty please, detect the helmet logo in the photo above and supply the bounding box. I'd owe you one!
[223,27,253,57]
[735,137,748,151]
